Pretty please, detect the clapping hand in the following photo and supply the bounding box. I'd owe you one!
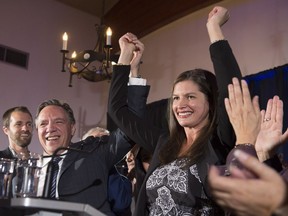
[224,78,261,145]
[255,96,288,161]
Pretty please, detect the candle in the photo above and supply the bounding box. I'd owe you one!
[70,51,78,72]
[71,51,77,66]
[106,27,112,46]
[71,51,77,59]
[62,32,68,50]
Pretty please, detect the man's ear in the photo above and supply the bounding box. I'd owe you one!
[3,126,9,135]
[71,124,76,137]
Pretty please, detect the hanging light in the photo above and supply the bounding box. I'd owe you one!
[60,0,118,87]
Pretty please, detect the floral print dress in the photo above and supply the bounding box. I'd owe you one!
[146,158,223,216]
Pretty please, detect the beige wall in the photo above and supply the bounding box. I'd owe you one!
[140,0,288,102]
[0,0,287,153]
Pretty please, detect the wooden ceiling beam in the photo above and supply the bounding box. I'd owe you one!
[103,0,222,51]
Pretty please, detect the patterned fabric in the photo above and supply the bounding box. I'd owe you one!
[49,157,62,198]
[146,158,223,216]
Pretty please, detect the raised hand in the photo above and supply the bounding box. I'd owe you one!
[130,36,144,77]
[224,78,261,145]
[118,32,138,65]
[207,6,230,27]
[118,32,144,77]
[206,6,230,43]
[255,95,288,161]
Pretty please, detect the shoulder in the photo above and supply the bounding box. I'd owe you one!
[69,136,111,151]
[0,148,14,159]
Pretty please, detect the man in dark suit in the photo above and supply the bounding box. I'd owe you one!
[1,106,33,159]
[34,91,147,215]
[34,33,146,215]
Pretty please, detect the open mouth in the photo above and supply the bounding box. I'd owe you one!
[45,136,60,141]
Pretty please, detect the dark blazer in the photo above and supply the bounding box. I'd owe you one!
[108,40,242,216]
[57,81,150,216]
[0,147,15,159]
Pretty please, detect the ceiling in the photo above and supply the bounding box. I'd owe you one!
[56,0,223,51]
[55,0,119,18]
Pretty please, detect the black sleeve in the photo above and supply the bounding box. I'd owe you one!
[108,65,163,154]
[210,40,241,151]
[107,76,150,131]
[146,98,169,133]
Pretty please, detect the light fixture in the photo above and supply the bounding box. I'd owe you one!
[60,1,118,87]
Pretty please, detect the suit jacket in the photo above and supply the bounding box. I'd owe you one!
[108,40,242,216]
[0,147,15,159]
[57,80,150,216]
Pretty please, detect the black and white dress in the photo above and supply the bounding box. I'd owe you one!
[146,158,223,216]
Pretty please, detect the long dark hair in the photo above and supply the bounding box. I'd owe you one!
[159,69,219,167]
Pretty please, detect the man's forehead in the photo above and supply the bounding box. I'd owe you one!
[38,105,68,120]
[10,111,32,121]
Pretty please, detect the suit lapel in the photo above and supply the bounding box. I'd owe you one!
[59,150,79,176]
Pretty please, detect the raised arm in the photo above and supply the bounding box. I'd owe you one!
[207,6,242,152]
[108,33,163,154]
[207,6,241,81]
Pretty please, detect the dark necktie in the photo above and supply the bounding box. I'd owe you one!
[49,156,62,198]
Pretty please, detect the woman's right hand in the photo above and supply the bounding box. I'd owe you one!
[207,6,229,27]
[206,6,230,43]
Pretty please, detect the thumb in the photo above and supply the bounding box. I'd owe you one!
[281,128,288,144]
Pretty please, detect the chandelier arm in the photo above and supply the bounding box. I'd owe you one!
[74,62,91,73]
[68,72,73,87]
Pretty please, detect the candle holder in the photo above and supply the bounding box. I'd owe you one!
[60,25,119,87]
[60,50,69,72]
[104,45,112,69]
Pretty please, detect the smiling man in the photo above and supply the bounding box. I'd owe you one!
[34,95,147,215]
[1,106,33,159]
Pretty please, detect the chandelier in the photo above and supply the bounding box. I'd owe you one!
[60,0,119,87]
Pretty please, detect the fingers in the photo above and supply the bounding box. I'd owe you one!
[119,32,138,44]
[135,40,145,52]
[262,96,283,123]
[274,96,283,123]
[260,109,266,122]
[241,79,253,109]
[125,32,138,41]
[224,97,232,117]
[208,165,241,194]
[226,78,260,114]
[252,95,260,114]
[225,78,238,116]
[207,7,218,20]
[228,165,248,179]
[207,6,229,26]
[225,78,249,114]
[263,98,273,122]
[229,77,240,106]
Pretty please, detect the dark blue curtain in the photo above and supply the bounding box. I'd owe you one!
[244,64,288,160]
